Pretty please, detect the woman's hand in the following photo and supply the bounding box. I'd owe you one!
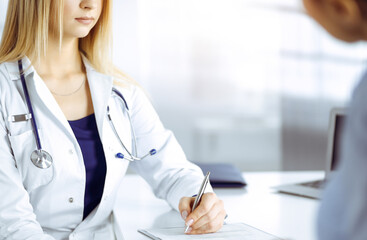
[178,192,226,234]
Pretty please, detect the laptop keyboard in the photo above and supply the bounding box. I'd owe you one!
[298,180,325,189]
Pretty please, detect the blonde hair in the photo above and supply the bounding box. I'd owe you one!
[0,0,135,87]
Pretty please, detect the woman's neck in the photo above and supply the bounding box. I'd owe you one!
[34,36,84,80]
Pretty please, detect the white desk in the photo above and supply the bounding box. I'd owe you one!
[114,171,323,240]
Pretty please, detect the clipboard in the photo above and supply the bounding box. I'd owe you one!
[137,222,282,239]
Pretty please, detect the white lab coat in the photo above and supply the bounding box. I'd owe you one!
[0,56,211,240]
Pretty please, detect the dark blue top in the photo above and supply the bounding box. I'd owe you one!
[68,114,107,220]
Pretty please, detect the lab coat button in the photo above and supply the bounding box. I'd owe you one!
[69,197,74,203]
[69,149,74,155]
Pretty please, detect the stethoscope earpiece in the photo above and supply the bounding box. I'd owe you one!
[149,149,157,156]
[115,148,157,162]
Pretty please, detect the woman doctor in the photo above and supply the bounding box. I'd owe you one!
[0,0,226,239]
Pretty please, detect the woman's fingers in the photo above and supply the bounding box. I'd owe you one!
[189,209,227,234]
[184,193,216,230]
[178,196,194,220]
[190,199,224,231]
[181,192,226,234]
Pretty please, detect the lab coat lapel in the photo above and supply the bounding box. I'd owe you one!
[85,65,113,142]
[27,61,76,140]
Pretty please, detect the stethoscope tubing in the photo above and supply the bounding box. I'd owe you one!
[109,89,157,161]
[111,88,129,110]
[107,105,135,160]
[18,60,43,151]
[111,88,138,155]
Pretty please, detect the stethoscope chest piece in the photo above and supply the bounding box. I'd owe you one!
[31,150,53,169]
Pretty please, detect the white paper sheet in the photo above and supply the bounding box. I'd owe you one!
[138,222,282,240]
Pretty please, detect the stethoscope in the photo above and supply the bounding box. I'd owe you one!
[18,59,157,169]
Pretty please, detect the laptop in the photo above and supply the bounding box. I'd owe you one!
[273,108,346,199]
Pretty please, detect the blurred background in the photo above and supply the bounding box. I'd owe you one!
[1,0,367,171]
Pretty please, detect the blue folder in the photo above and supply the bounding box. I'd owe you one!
[194,162,247,188]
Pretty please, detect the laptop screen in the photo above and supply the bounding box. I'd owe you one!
[330,113,346,171]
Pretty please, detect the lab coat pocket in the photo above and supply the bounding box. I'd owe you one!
[93,224,116,240]
[8,129,54,193]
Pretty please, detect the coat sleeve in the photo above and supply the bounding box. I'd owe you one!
[317,75,367,240]
[126,86,213,211]
[0,71,55,239]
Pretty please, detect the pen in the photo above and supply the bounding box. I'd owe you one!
[184,171,211,233]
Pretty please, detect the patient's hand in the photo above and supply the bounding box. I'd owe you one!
[179,192,226,234]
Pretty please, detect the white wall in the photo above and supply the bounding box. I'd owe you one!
[0,1,7,37]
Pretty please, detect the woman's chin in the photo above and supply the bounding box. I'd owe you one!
[64,30,93,40]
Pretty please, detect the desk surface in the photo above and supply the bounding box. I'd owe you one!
[114,171,324,240]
